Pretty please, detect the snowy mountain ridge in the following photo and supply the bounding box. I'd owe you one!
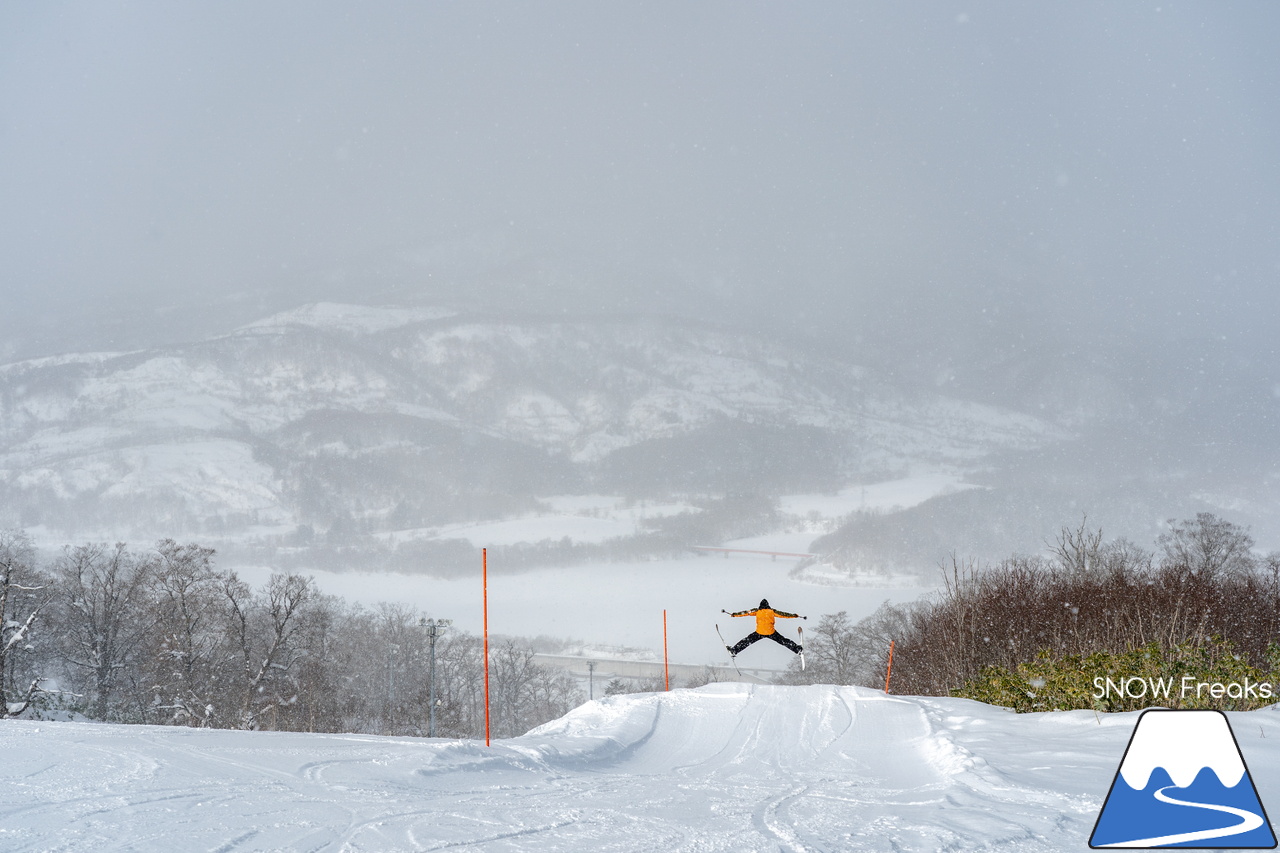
[0,303,1067,554]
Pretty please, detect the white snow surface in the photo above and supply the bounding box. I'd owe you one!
[363,472,962,576]
[378,498,698,549]
[778,473,981,519]
[9,684,1269,852]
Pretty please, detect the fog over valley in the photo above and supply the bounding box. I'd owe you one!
[2,3,1278,613]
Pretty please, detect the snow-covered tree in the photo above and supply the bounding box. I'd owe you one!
[52,542,154,721]
[0,530,49,718]
[783,604,912,688]
[147,539,227,725]
[1,530,581,736]
[224,571,315,730]
[488,640,581,738]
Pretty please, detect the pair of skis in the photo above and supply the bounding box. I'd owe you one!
[715,623,805,674]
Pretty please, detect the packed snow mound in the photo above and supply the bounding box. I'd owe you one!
[11,683,1275,851]
[526,683,969,782]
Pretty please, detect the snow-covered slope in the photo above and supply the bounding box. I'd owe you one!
[7,684,1280,852]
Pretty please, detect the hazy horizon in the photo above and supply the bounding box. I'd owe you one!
[4,4,1279,377]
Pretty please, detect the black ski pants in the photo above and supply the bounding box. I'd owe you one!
[730,631,801,655]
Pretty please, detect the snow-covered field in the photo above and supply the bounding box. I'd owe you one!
[776,472,980,521]
[237,477,962,667]
[375,473,974,551]
[376,495,700,549]
[7,683,1279,851]
[237,546,924,671]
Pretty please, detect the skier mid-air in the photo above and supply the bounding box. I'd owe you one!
[721,599,806,658]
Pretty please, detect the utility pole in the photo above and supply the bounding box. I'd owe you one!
[587,660,597,700]
[423,618,452,737]
[387,643,399,729]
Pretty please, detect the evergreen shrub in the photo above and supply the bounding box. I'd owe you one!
[953,638,1280,713]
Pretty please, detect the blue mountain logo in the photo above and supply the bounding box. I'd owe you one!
[1091,709,1276,848]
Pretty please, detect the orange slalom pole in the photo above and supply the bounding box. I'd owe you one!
[884,640,895,694]
[663,610,670,691]
[483,548,490,746]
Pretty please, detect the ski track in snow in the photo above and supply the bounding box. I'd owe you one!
[5,684,1265,852]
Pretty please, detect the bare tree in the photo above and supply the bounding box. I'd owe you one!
[487,640,582,738]
[287,591,344,733]
[1050,516,1104,577]
[224,571,315,730]
[783,611,859,685]
[0,530,49,718]
[851,513,1280,698]
[0,526,591,737]
[1158,513,1256,581]
[148,539,226,725]
[53,543,154,720]
[489,640,539,739]
[432,631,486,738]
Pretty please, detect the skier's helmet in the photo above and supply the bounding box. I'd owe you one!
[760,598,770,608]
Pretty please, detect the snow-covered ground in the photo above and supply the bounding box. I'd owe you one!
[7,683,1280,851]
[777,471,980,521]
[375,472,974,552]
[376,496,700,549]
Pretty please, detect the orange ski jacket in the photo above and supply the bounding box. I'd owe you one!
[730,607,798,636]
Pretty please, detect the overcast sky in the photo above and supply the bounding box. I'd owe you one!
[3,2,1279,382]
